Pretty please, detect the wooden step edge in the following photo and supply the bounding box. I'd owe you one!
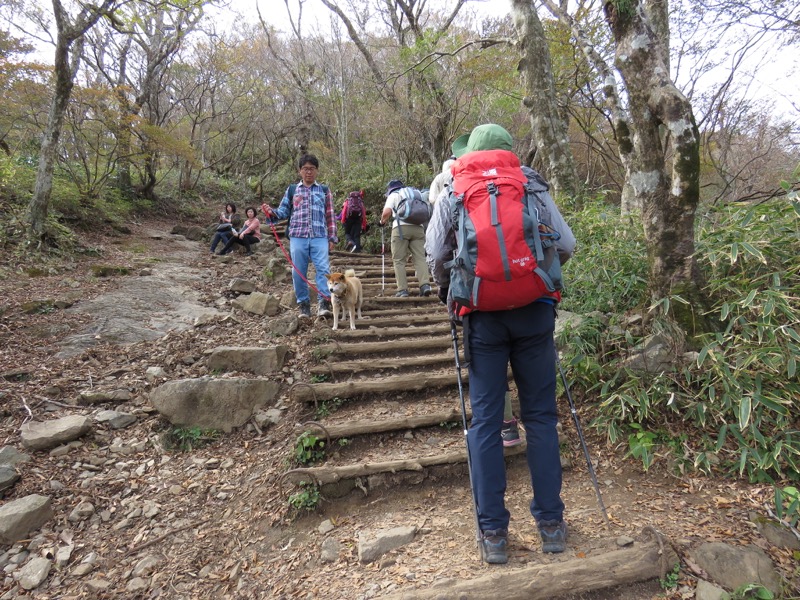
[381,532,678,600]
[293,408,470,438]
[312,323,450,340]
[291,371,462,403]
[308,353,457,375]
[284,444,526,486]
[313,337,452,358]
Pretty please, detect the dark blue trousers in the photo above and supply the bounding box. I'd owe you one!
[466,301,564,531]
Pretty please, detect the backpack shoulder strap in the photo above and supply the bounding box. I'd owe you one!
[286,184,297,226]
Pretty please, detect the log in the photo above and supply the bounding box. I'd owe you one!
[285,444,526,485]
[309,352,457,375]
[291,371,463,403]
[381,529,678,600]
[294,408,470,438]
[358,307,448,319]
[312,323,450,340]
[345,314,450,328]
[314,336,452,358]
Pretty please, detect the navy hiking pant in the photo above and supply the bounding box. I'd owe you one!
[466,301,565,532]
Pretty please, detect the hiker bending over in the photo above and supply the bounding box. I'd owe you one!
[218,206,261,256]
[262,154,336,318]
[425,123,576,564]
[379,179,432,298]
[340,190,368,253]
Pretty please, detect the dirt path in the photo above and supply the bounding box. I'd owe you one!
[0,220,796,599]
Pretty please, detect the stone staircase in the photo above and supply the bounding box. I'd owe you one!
[284,249,529,498]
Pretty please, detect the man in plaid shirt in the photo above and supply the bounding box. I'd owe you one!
[262,154,337,318]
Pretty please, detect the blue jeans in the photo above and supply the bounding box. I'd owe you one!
[466,301,564,531]
[289,237,330,304]
[210,231,231,253]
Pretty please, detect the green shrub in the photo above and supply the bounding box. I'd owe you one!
[288,482,321,511]
[559,198,648,315]
[561,196,799,484]
[161,426,220,452]
[294,432,326,465]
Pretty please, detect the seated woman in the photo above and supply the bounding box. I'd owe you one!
[218,206,261,256]
[210,203,237,254]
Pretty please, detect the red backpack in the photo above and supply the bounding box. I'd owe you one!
[446,149,563,313]
[345,191,365,222]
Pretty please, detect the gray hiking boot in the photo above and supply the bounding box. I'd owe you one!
[317,299,333,318]
[298,301,311,318]
[419,284,431,297]
[394,289,409,297]
[479,529,508,564]
[501,419,523,447]
[538,519,567,553]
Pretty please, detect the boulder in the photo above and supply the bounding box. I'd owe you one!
[0,465,20,495]
[149,377,280,432]
[206,345,288,375]
[267,315,300,337]
[229,279,256,294]
[21,415,92,451]
[95,410,137,429]
[16,556,51,590]
[77,389,132,405]
[0,494,53,544]
[231,291,280,316]
[691,542,781,594]
[358,526,417,564]
[0,446,31,467]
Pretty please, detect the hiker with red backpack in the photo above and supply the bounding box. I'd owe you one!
[340,190,368,252]
[425,124,576,564]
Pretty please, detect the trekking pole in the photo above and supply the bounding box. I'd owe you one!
[449,319,482,558]
[380,224,386,295]
[555,349,611,530]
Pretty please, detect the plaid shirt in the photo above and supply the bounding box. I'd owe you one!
[273,181,337,242]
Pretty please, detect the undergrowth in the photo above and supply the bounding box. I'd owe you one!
[559,196,800,502]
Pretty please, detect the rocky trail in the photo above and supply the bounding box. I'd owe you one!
[0,219,798,599]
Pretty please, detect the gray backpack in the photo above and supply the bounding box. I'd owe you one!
[394,187,431,226]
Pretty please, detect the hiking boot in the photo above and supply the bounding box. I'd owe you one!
[479,529,508,564]
[538,519,567,553]
[394,290,409,297]
[298,301,311,318]
[419,284,431,297]
[317,300,333,318]
[501,419,523,447]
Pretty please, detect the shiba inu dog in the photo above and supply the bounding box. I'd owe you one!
[325,269,363,330]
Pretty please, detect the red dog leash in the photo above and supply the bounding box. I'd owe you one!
[261,204,330,300]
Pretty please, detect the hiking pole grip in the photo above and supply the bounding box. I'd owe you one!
[450,320,482,558]
[556,350,612,531]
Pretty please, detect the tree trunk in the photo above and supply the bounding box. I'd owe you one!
[511,0,579,198]
[26,26,80,244]
[604,1,715,340]
[27,0,118,245]
[539,0,638,211]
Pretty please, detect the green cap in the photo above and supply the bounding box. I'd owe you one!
[451,124,513,158]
